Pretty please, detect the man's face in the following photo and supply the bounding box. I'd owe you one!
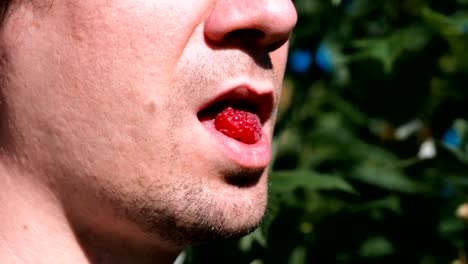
[1,0,296,246]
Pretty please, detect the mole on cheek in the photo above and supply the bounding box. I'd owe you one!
[143,101,157,114]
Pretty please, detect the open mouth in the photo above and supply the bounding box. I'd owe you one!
[197,87,274,144]
[196,86,275,170]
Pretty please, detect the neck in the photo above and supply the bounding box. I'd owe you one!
[0,158,181,264]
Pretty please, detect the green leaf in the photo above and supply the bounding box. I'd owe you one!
[350,163,426,193]
[288,246,306,264]
[438,217,466,238]
[422,7,468,36]
[238,229,267,252]
[329,94,368,126]
[359,236,395,258]
[350,195,402,214]
[293,0,322,15]
[422,8,468,70]
[351,26,429,73]
[270,170,356,194]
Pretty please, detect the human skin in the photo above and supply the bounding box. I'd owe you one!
[0,0,296,263]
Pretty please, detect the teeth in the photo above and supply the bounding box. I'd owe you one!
[214,107,262,144]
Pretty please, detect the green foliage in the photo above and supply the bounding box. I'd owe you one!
[188,0,468,263]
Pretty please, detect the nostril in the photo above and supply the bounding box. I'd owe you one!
[222,29,288,52]
[223,29,266,48]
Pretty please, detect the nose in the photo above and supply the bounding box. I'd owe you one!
[204,0,297,52]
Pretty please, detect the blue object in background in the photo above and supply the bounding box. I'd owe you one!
[442,127,461,149]
[315,43,334,73]
[289,49,313,75]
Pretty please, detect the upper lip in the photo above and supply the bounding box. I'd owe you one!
[197,84,275,124]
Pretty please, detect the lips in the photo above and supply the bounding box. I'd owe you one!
[197,85,275,169]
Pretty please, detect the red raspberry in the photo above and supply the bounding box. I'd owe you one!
[215,107,262,144]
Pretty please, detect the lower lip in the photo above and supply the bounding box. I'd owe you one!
[201,120,271,169]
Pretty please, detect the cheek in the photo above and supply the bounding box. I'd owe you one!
[60,0,212,81]
[0,1,212,179]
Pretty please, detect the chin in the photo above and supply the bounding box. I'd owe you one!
[115,168,269,248]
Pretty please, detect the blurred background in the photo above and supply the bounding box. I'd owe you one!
[188,0,468,263]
